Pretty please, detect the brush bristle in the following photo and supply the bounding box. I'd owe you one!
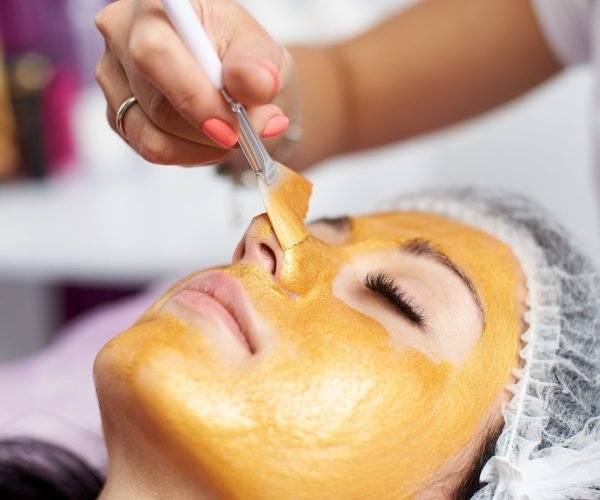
[259,163,313,250]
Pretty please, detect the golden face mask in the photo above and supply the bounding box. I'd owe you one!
[95,211,524,499]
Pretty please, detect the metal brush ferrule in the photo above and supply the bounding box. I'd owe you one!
[221,90,279,185]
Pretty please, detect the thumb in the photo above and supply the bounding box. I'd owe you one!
[221,37,282,106]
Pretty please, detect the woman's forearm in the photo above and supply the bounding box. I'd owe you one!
[289,0,561,168]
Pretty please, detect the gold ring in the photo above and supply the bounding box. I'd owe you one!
[116,96,137,140]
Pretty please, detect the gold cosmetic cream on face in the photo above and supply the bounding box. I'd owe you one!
[95,211,523,499]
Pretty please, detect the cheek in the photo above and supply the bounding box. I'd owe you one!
[98,305,492,498]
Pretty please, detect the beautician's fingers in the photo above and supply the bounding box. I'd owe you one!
[105,103,230,165]
[97,0,227,150]
[127,0,287,116]
[127,72,288,145]
[248,104,291,139]
[96,1,214,146]
[99,48,216,146]
[96,46,134,135]
[127,75,216,145]
[97,46,229,165]
[220,18,286,107]
[125,3,237,145]
[96,0,290,152]
[98,46,287,158]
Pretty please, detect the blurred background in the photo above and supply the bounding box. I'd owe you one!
[0,0,597,362]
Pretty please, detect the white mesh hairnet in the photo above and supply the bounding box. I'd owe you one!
[388,188,600,500]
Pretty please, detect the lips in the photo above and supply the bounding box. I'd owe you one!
[169,270,257,354]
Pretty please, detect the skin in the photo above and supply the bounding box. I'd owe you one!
[95,211,524,499]
[95,0,561,167]
[290,0,562,167]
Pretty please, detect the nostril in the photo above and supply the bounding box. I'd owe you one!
[259,243,277,275]
[232,239,246,263]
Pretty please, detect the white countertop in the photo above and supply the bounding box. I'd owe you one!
[0,167,265,282]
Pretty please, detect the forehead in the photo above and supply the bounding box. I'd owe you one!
[347,211,485,242]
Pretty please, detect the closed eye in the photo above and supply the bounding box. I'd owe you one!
[364,271,427,328]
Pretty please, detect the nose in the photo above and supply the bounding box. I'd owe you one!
[232,214,284,278]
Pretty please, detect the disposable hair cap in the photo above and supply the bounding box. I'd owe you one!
[389,188,600,500]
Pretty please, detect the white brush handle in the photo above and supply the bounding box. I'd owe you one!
[162,0,279,185]
[162,0,223,89]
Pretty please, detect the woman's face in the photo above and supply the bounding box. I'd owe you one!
[95,211,524,499]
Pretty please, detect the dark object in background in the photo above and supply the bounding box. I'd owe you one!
[6,52,79,181]
[57,282,146,331]
[8,52,53,179]
[0,43,19,179]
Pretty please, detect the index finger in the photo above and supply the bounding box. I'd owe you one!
[124,1,236,133]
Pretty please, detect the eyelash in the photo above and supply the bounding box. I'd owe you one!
[364,271,427,328]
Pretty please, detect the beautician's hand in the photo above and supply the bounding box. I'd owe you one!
[95,0,292,165]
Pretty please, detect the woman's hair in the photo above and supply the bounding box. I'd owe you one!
[453,422,503,499]
[0,438,103,500]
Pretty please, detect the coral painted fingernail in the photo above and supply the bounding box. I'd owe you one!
[201,118,238,148]
[262,115,290,139]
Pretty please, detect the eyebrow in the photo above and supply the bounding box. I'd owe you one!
[401,239,485,323]
[309,216,352,232]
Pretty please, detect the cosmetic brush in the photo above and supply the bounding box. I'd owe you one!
[163,0,312,250]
